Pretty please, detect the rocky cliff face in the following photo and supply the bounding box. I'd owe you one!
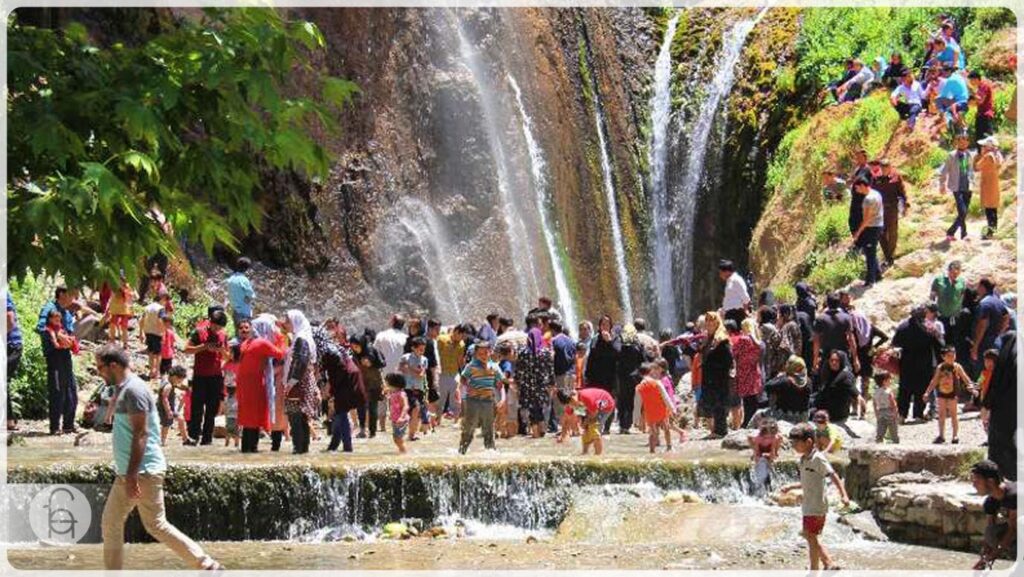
[193,7,801,329]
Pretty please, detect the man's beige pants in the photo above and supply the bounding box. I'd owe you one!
[101,474,211,569]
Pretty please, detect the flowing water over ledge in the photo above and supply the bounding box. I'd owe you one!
[6,456,1005,571]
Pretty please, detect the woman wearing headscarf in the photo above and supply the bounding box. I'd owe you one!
[730,319,764,428]
[314,325,366,453]
[516,316,555,438]
[778,305,804,364]
[236,315,287,453]
[584,315,620,396]
[795,282,817,323]
[282,309,319,454]
[812,350,860,423]
[616,324,651,434]
[762,356,812,424]
[698,312,733,438]
[892,305,944,420]
[349,331,386,438]
[758,309,788,381]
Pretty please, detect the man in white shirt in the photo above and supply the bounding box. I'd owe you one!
[890,70,925,130]
[719,260,750,323]
[373,314,409,374]
[851,177,885,287]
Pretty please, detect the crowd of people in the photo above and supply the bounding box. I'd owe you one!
[8,250,1013,472]
[818,14,1008,293]
[4,14,1017,573]
[4,232,1016,572]
[826,13,999,142]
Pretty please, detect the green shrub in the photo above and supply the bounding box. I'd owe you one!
[8,274,52,419]
[806,252,866,294]
[796,8,1015,93]
[771,92,898,204]
[771,284,797,305]
[813,203,850,249]
[994,81,1016,132]
[961,8,1017,74]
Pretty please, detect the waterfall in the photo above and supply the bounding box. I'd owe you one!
[396,199,464,321]
[508,74,579,335]
[456,21,539,314]
[648,11,682,331]
[582,42,633,319]
[674,8,765,319]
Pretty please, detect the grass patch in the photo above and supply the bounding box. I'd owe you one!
[903,146,948,187]
[804,250,865,294]
[813,202,850,249]
[770,93,899,205]
[894,221,924,260]
[770,284,797,304]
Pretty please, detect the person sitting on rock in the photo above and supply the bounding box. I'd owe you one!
[757,356,811,425]
[970,460,1017,569]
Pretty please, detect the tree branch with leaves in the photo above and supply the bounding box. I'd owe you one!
[7,8,358,287]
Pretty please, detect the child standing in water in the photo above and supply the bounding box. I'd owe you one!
[559,388,615,456]
[385,373,410,454]
[781,423,850,571]
[923,346,972,444]
[656,358,688,444]
[635,362,675,453]
[748,418,782,490]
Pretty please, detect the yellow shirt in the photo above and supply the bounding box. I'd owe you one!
[436,332,465,376]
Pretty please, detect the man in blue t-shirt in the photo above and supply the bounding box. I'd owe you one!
[6,292,23,431]
[35,286,78,434]
[548,320,576,433]
[936,67,969,128]
[225,256,256,329]
[972,278,1010,372]
[95,344,221,570]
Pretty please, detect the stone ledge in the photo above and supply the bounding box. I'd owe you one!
[870,475,987,552]
[846,445,986,503]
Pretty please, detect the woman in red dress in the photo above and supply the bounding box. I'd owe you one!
[236,316,286,453]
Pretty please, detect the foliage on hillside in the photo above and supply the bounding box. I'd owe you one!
[7,8,358,288]
[794,7,1016,93]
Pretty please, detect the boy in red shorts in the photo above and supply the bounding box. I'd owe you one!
[780,422,849,570]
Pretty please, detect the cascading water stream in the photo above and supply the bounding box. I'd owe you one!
[675,8,766,319]
[508,74,579,334]
[582,40,633,319]
[455,20,539,314]
[396,199,464,321]
[648,11,682,331]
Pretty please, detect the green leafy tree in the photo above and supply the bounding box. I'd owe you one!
[7,8,358,287]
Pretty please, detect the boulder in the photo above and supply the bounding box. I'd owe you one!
[74,314,107,343]
[837,511,888,542]
[770,488,802,507]
[721,429,756,451]
[663,490,704,504]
